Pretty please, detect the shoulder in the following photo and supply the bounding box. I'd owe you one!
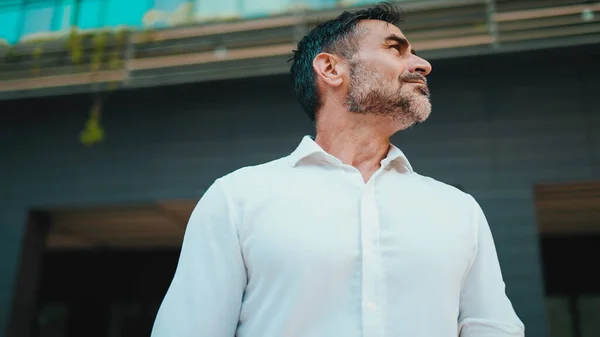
[410,171,479,210]
[410,172,484,242]
[216,156,292,194]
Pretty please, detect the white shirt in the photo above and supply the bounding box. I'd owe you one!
[151,136,525,337]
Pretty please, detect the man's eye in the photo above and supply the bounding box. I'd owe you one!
[391,45,402,53]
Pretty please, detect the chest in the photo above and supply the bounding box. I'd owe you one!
[236,175,475,286]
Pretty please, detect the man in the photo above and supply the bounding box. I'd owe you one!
[151,2,525,337]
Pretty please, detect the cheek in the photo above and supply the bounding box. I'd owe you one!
[367,57,397,77]
[378,68,402,85]
[387,63,408,82]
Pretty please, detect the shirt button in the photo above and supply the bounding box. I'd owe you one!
[367,301,378,310]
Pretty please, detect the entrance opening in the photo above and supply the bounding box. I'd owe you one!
[535,181,600,337]
[32,201,196,337]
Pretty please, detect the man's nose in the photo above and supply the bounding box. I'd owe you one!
[409,55,432,77]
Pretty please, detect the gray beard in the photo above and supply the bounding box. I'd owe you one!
[346,61,431,126]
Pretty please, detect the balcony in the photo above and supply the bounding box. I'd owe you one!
[0,0,599,100]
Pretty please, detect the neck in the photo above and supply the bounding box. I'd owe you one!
[314,108,395,173]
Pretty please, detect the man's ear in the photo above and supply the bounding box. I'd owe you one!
[312,53,345,87]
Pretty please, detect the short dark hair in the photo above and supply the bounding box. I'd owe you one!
[289,2,404,121]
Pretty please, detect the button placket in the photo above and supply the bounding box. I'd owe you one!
[360,177,384,337]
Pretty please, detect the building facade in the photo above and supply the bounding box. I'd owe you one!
[1,44,600,336]
[2,0,600,336]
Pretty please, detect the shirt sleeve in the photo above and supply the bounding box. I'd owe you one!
[151,178,247,337]
[458,199,525,337]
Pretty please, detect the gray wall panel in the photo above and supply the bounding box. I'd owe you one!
[0,211,28,336]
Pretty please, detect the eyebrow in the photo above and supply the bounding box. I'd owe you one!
[384,34,417,55]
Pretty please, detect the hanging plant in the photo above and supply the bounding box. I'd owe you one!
[108,28,127,70]
[83,32,109,147]
[31,45,44,75]
[80,96,105,147]
[91,31,108,73]
[66,28,83,64]
[106,28,127,91]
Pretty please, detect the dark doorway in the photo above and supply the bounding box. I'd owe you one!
[535,182,600,337]
[34,249,180,337]
[541,235,600,337]
[9,201,195,337]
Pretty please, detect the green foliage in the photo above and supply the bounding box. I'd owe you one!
[3,46,18,62]
[31,46,44,75]
[75,28,129,146]
[141,29,156,45]
[4,25,131,147]
[80,98,105,147]
[66,29,84,64]
[91,31,109,72]
[109,28,127,70]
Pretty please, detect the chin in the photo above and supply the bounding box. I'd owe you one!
[408,95,432,124]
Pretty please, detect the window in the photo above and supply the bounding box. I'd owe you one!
[546,295,600,337]
[54,0,76,31]
[1,0,75,43]
[104,0,150,28]
[154,0,188,13]
[75,0,102,29]
[547,296,574,337]
[580,296,600,337]
[194,0,239,21]
[36,302,68,337]
[21,0,56,38]
[0,1,22,43]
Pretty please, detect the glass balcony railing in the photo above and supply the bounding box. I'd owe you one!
[0,0,395,46]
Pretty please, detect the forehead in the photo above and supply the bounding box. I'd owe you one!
[355,19,405,43]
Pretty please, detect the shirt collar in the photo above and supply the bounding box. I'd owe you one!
[288,135,413,173]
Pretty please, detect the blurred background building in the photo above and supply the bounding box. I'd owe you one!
[0,0,599,336]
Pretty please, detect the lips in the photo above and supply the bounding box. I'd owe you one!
[404,81,430,97]
[400,75,430,97]
[401,73,428,85]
